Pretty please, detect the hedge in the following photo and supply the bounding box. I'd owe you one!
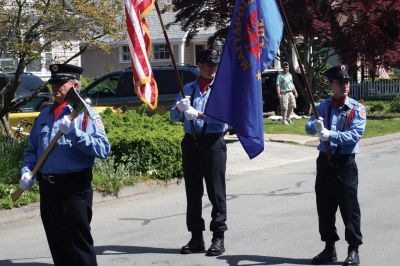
[0,108,184,208]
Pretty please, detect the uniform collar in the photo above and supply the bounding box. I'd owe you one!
[332,96,347,109]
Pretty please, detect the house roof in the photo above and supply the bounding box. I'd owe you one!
[94,1,217,45]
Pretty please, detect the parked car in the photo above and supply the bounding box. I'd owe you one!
[262,70,309,115]
[0,72,51,113]
[0,72,49,135]
[80,65,200,113]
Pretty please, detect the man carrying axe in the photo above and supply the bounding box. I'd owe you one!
[19,64,110,265]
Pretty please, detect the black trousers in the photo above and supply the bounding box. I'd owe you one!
[182,134,227,233]
[39,168,97,266]
[315,153,363,246]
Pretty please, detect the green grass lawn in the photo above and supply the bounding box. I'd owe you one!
[264,116,400,138]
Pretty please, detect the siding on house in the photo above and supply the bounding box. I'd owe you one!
[81,1,216,78]
[81,47,130,78]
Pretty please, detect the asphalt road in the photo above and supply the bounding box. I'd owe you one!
[0,137,399,266]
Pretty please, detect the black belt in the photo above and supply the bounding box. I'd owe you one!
[185,133,223,139]
[40,168,91,184]
[319,152,355,161]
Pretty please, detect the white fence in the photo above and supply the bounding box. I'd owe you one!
[349,80,400,100]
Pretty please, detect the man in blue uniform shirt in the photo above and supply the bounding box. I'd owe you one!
[19,63,110,266]
[305,65,366,266]
[171,49,228,256]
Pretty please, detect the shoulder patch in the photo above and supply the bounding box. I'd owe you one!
[358,107,367,120]
[95,117,105,131]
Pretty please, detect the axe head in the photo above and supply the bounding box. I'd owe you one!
[65,87,91,117]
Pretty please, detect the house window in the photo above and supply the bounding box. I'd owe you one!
[153,44,170,60]
[44,52,53,70]
[0,58,15,71]
[120,45,131,62]
[26,59,41,72]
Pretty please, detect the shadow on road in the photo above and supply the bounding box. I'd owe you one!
[217,254,342,265]
[96,245,179,255]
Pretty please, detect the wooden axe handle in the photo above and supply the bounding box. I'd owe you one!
[12,111,79,202]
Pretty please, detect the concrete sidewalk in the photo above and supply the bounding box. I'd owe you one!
[1,132,399,225]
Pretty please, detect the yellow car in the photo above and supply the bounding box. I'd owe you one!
[8,106,111,136]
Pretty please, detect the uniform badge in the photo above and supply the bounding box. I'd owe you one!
[358,107,367,120]
[51,64,59,72]
[95,117,105,130]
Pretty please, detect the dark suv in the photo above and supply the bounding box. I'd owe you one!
[81,66,200,113]
[262,70,309,115]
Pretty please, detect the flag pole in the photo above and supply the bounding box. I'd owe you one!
[276,0,331,157]
[154,0,197,139]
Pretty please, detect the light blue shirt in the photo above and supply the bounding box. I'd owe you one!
[305,97,366,154]
[170,80,228,134]
[22,104,110,175]
[276,72,294,93]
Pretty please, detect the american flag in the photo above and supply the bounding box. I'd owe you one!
[125,0,158,109]
[378,65,390,79]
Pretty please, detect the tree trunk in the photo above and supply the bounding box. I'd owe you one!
[1,115,13,138]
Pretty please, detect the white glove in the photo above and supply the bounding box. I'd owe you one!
[59,115,75,134]
[176,96,191,112]
[314,117,325,132]
[184,106,199,120]
[19,172,34,191]
[319,128,330,141]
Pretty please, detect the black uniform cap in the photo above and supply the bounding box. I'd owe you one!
[49,64,83,83]
[325,65,350,81]
[197,49,220,65]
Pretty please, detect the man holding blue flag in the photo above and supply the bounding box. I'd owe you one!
[171,49,229,256]
[204,0,283,159]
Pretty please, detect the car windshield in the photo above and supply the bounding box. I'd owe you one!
[16,75,45,95]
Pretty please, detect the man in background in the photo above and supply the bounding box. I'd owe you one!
[276,62,298,124]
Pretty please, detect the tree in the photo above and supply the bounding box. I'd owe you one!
[170,0,234,45]
[0,0,125,136]
[171,0,400,88]
[278,0,336,100]
[330,0,400,81]
[171,0,337,101]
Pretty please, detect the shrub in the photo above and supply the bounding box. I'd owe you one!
[389,95,400,113]
[80,75,94,89]
[0,183,40,209]
[102,109,184,180]
[92,155,144,197]
[0,135,28,184]
[369,102,385,113]
[0,109,184,205]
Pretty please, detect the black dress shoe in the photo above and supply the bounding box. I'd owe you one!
[180,239,205,254]
[342,250,360,266]
[206,237,225,256]
[312,247,337,265]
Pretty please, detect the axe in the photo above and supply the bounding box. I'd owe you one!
[12,87,91,202]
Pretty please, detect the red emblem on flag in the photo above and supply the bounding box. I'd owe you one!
[125,0,158,110]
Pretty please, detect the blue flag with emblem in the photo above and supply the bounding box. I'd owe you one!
[204,0,283,159]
